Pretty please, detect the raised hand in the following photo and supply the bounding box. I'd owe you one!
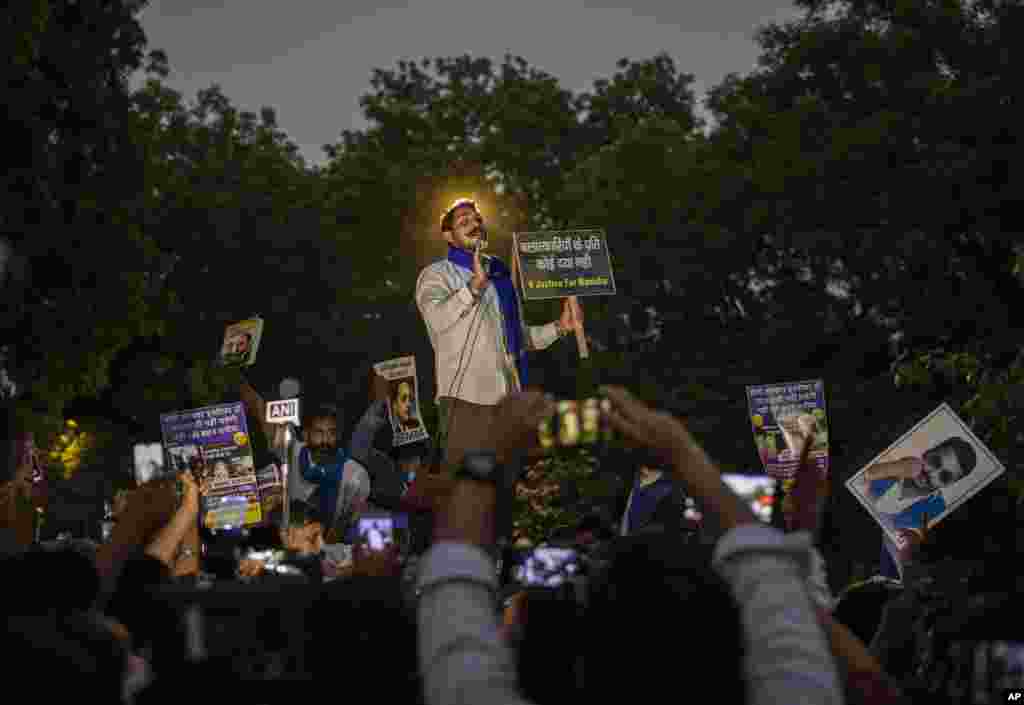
[559,297,584,334]
[492,389,557,464]
[601,385,690,463]
[470,247,489,296]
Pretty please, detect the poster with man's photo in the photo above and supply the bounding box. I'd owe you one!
[373,356,430,447]
[160,402,262,530]
[845,403,1005,550]
[747,380,829,479]
[218,317,264,368]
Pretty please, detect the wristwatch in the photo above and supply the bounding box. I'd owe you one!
[455,451,501,485]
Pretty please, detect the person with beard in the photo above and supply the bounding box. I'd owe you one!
[237,378,370,539]
[416,198,582,476]
[860,436,978,532]
[293,403,371,538]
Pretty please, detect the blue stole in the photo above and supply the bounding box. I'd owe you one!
[299,446,348,526]
[447,245,528,386]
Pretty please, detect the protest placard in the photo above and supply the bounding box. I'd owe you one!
[255,463,284,525]
[373,356,430,447]
[747,380,829,479]
[845,403,1005,550]
[218,317,264,368]
[160,402,262,530]
[513,229,616,302]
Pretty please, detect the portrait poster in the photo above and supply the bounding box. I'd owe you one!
[514,229,616,301]
[160,402,262,530]
[845,403,1005,550]
[373,356,430,447]
[218,317,264,368]
[746,380,829,479]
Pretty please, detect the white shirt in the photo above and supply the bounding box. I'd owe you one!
[416,258,560,406]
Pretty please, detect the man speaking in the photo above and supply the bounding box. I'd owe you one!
[416,198,581,475]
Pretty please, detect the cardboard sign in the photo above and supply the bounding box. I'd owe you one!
[218,317,264,368]
[373,356,430,447]
[513,229,616,301]
[747,380,829,479]
[266,398,300,426]
[160,402,262,530]
[845,403,1005,551]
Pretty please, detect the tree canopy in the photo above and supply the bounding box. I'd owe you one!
[3,0,1021,571]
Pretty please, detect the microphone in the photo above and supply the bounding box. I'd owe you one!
[476,223,488,251]
[277,377,302,440]
[279,378,301,400]
[276,377,302,535]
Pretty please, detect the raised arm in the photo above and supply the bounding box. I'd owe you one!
[863,458,922,483]
[238,375,276,450]
[145,472,201,569]
[602,386,843,705]
[417,391,555,705]
[416,266,481,338]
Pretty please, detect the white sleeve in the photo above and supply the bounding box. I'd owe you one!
[417,542,533,705]
[417,267,479,338]
[713,525,843,705]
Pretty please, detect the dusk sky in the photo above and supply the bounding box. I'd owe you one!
[134,0,802,166]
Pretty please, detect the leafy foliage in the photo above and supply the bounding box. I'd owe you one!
[4,1,1022,563]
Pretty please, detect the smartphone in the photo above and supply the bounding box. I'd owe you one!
[721,473,776,523]
[539,398,612,449]
[513,546,579,588]
[357,515,394,551]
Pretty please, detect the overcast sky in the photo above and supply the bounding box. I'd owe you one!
[135,0,802,166]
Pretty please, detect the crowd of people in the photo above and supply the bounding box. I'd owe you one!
[2,199,1021,704]
[2,380,1020,705]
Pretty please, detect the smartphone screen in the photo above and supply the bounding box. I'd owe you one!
[358,516,394,551]
[514,547,579,588]
[720,474,776,523]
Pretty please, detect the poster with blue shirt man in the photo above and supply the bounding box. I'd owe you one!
[846,403,1005,551]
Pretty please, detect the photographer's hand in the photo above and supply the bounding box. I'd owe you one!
[602,386,758,533]
[434,480,497,549]
[490,388,556,467]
